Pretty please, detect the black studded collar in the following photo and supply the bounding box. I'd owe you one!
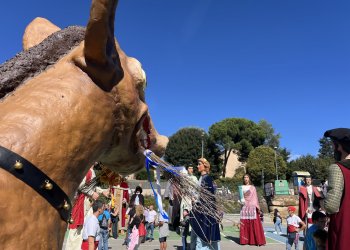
[0,145,72,223]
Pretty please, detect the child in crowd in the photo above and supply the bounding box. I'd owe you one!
[305,211,327,250]
[156,212,169,250]
[286,206,306,250]
[273,208,283,235]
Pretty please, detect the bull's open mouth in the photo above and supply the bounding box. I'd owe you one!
[134,113,151,153]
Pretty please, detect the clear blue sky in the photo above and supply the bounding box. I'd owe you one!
[1,0,350,159]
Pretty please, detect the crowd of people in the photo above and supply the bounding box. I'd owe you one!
[281,127,350,250]
[64,157,222,250]
[64,127,350,250]
[237,127,350,250]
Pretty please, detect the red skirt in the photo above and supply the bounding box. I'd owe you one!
[240,211,266,246]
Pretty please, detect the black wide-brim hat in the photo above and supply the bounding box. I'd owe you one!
[324,128,350,143]
[135,186,143,193]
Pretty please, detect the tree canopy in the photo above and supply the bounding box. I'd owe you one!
[318,136,334,159]
[164,127,209,176]
[287,154,332,181]
[258,119,281,148]
[208,118,266,177]
[245,146,287,185]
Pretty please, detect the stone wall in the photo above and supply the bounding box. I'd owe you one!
[266,195,299,218]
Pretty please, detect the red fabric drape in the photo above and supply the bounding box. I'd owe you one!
[69,169,93,229]
[120,181,129,228]
[299,185,322,221]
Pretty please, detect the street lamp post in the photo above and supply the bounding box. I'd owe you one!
[274,146,279,180]
[201,132,205,158]
[261,168,264,193]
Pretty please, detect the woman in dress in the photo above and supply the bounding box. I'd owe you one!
[239,174,266,246]
[190,158,221,250]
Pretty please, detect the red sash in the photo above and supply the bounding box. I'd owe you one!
[81,240,98,250]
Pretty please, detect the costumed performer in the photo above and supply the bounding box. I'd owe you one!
[324,128,350,250]
[120,177,130,235]
[190,158,221,250]
[298,176,323,230]
[129,186,145,207]
[239,174,266,246]
[65,163,108,250]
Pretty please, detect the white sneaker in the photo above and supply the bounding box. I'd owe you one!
[279,232,282,235]
[273,231,277,234]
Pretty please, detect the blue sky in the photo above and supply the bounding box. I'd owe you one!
[1,0,350,159]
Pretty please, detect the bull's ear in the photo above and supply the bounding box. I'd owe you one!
[81,0,123,91]
[22,17,60,51]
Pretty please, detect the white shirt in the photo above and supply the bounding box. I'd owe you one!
[82,215,100,241]
[242,185,251,193]
[287,214,302,228]
[147,210,157,223]
[307,185,313,209]
[135,194,140,205]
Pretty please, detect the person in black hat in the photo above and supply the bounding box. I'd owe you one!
[129,186,144,207]
[323,128,350,250]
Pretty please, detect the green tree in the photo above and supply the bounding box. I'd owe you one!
[278,147,291,162]
[135,169,155,181]
[258,119,281,148]
[208,118,266,177]
[287,155,331,181]
[245,146,287,185]
[164,127,209,176]
[318,136,334,159]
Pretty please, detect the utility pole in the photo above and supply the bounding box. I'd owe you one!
[274,146,279,180]
[201,132,205,158]
[261,168,265,194]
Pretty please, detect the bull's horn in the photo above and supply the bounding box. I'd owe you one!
[79,0,123,91]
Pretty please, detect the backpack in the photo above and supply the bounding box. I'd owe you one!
[99,213,108,229]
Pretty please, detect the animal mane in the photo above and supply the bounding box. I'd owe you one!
[0,26,86,99]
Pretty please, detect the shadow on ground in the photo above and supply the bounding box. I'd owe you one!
[223,235,240,244]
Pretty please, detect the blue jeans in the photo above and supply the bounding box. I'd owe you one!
[286,232,299,250]
[275,218,282,233]
[182,235,188,250]
[146,223,155,240]
[98,229,109,250]
[124,228,131,246]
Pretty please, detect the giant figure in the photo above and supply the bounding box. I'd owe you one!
[298,176,323,228]
[0,0,167,249]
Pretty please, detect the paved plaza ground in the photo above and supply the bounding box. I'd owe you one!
[63,214,305,249]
